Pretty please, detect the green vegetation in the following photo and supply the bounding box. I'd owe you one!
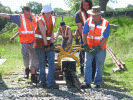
[103,17,133,96]
[0,16,133,97]
[55,16,77,33]
[0,26,23,75]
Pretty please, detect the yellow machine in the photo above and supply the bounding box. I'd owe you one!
[55,45,84,67]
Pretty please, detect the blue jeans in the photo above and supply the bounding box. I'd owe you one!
[84,49,106,85]
[35,48,56,86]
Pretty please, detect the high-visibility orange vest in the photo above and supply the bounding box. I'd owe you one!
[33,15,56,49]
[87,17,110,50]
[78,10,90,26]
[59,26,73,41]
[18,14,38,43]
[78,10,90,39]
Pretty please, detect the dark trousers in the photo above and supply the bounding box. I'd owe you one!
[79,38,85,74]
[92,57,96,80]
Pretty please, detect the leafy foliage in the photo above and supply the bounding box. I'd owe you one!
[27,1,42,15]
[54,16,77,34]
[0,3,12,31]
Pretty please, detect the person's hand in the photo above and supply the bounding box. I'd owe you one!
[83,44,90,52]
[45,45,50,52]
[10,37,14,43]
[54,39,57,43]
[66,41,70,45]
[50,43,55,50]
[75,39,79,45]
[90,45,101,56]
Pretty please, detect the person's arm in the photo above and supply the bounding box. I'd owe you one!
[99,23,110,47]
[75,12,83,36]
[76,23,83,36]
[10,32,19,43]
[54,28,60,43]
[82,22,90,52]
[82,21,89,44]
[0,13,10,19]
[38,20,48,46]
[99,37,108,46]
[74,30,79,39]
[82,34,88,44]
[50,24,55,43]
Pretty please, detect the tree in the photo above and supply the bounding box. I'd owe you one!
[0,3,12,31]
[99,0,109,12]
[64,0,80,14]
[54,8,64,12]
[64,0,110,12]
[14,10,20,14]
[71,2,80,14]
[27,1,42,15]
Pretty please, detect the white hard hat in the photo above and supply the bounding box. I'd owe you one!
[41,3,53,13]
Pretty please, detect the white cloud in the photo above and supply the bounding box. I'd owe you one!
[1,0,70,12]
[107,0,133,9]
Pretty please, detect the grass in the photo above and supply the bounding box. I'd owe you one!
[0,27,24,75]
[0,16,133,98]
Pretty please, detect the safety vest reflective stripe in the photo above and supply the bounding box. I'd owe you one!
[88,17,107,40]
[81,11,86,25]
[41,16,55,31]
[41,17,47,30]
[19,31,34,34]
[34,34,51,40]
[61,26,68,37]
[19,14,34,34]
[52,16,55,25]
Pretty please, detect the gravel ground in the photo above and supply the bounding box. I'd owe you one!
[0,83,133,100]
[0,52,133,100]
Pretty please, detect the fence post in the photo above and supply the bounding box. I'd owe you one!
[62,16,63,21]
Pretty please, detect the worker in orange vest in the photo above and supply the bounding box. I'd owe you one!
[54,21,73,50]
[0,6,39,83]
[75,0,96,76]
[81,6,110,89]
[33,3,59,89]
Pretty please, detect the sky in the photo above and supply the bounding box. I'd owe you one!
[0,0,71,11]
[107,0,133,9]
[0,0,133,12]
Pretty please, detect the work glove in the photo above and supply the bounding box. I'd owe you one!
[75,39,79,45]
[50,43,55,51]
[90,45,101,56]
[44,45,50,52]
[83,44,90,52]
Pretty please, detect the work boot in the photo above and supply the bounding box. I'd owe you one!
[24,68,30,79]
[81,84,91,89]
[94,85,100,88]
[47,84,59,89]
[31,74,40,84]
